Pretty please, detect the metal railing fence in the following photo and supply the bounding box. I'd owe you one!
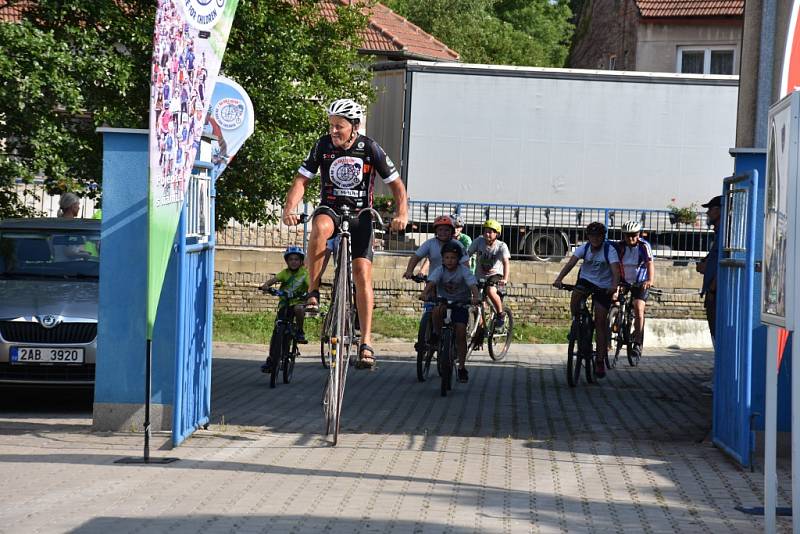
[12,181,99,219]
[215,199,713,261]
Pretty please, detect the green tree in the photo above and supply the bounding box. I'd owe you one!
[386,0,573,67]
[0,0,372,224]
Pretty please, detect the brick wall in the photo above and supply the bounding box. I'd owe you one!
[214,248,706,323]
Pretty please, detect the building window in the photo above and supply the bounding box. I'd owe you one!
[677,46,736,75]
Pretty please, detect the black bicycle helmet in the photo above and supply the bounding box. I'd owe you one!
[440,241,464,260]
[586,221,606,236]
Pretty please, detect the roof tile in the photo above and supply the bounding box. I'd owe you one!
[635,0,744,18]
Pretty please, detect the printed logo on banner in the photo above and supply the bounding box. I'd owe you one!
[213,97,245,129]
[180,0,227,30]
[329,157,364,188]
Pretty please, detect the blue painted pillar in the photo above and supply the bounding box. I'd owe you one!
[93,128,177,431]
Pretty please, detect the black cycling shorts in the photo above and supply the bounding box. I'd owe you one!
[630,285,650,302]
[575,278,612,310]
[313,207,374,262]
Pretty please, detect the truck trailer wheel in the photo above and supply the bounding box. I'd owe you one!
[523,231,567,261]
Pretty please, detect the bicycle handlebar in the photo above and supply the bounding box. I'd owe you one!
[261,287,307,300]
[410,274,428,283]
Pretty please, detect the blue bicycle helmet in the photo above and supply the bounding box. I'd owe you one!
[284,245,305,260]
[440,241,464,260]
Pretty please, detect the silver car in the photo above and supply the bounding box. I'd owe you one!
[0,218,100,387]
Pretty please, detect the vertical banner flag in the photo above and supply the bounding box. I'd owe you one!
[782,0,800,97]
[148,0,239,338]
[204,76,255,177]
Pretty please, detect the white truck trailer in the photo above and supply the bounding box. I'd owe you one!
[368,61,739,259]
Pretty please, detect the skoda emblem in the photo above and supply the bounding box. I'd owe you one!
[39,315,60,329]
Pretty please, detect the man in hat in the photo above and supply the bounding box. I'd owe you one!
[695,195,722,343]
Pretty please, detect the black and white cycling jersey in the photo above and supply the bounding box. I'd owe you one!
[298,134,399,211]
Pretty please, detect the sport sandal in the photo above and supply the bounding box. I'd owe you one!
[356,343,376,370]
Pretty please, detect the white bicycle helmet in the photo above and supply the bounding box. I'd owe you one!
[326,99,364,121]
[621,220,642,233]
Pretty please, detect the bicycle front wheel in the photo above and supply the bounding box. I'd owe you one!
[566,321,581,387]
[330,237,353,445]
[626,312,640,367]
[439,329,453,397]
[416,312,433,382]
[283,338,296,384]
[465,305,480,360]
[268,328,283,389]
[488,309,513,361]
[582,318,595,384]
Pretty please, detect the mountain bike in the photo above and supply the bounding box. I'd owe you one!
[556,283,607,387]
[466,279,513,361]
[608,283,661,367]
[318,205,383,446]
[262,288,305,388]
[435,299,469,397]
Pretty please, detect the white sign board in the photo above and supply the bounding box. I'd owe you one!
[762,92,800,328]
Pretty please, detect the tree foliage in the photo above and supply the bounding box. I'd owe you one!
[0,0,372,224]
[385,0,573,67]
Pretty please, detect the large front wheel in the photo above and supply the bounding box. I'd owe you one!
[488,308,513,361]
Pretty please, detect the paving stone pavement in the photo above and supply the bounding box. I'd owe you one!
[0,342,793,533]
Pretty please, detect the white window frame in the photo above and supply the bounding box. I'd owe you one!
[676,45,737,75]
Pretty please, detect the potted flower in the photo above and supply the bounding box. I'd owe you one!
[373,194,394,221]
[667,199,698,225]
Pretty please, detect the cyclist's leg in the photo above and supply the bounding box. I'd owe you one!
[351,210,375,363]
[293,304,307,343]
[631,286,648,347]
[594,301,609,358]
[431,303,445,341]
[485,280,504,316]
[306,210,336,306]
[453,314,468,369]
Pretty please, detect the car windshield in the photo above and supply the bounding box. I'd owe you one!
[0,230,100,279]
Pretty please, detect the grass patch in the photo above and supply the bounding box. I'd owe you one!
[213,310,570,345]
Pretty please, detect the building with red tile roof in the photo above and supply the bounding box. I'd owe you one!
[570,0,743,74]
[317,0,458,62]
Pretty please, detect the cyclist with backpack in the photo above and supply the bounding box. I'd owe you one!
[614,220,655,359]
[552,221,621,378]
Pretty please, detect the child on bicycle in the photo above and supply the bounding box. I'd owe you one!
[467,219,511,326]
[614,220,655,359]
[552,221,620,378]
[423,242,481,383]
[259,246,309,372]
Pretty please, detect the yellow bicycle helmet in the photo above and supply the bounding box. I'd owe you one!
[483,219,502,233]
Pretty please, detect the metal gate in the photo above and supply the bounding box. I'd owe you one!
[712,171,759,467]
[172,157,215,447]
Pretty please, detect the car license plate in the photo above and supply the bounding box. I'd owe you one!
[10,347,85,364]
